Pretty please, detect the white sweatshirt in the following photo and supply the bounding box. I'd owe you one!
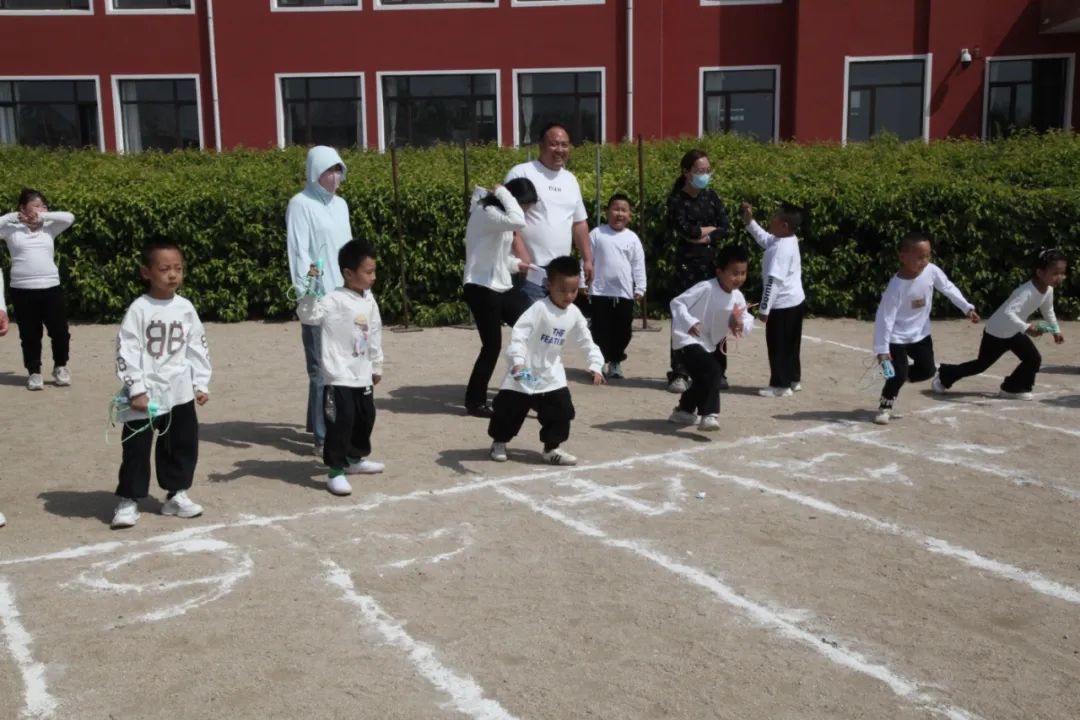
[0,211,74,289]
[297,287,384,387]
[985,281,1058,339]
[501,297,604,395]
[873,263,974,354]
[670,279,755,352]
[589,225,647,300]
[463,186,527,292]
[115,294,212,423]
[1,268,6,308]
[746,220,804,312]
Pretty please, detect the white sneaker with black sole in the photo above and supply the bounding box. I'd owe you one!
[346,458,385,474]
[490,442,508,462]
[111,498,139,529]
[27,373,44,391]
[53,366,71,386]
[162,491,203,519]
[698,414,720,431]
[542,448,577,466]
[326,474,352,496]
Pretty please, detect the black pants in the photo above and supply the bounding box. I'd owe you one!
[116,400,198,500]
[676,344,722,416]
[669,253,717,382]
[463,283,522,409]
[881,334,936,402]
[488,387,575,450]
[323,385,376,469]
[938,331,1041,393]
[765,302,804,388]
[9,286,70,374]
[590,296,635,364]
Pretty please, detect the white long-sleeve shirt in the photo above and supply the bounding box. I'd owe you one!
[985,281,1057,339]
[501,297,604,395]
[286,146,351,298]
[873,263,974,353]
[1,268,6,308]
[589,225,646,300]
[463,186,527,292]
[746,220,804,313]
[670,279,755,352]
[0,211,74,289]
[297,287,384,387]
[115,294,212,422]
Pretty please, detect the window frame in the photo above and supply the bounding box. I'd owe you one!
[982,53,1075,140]
[511,66,605,148]
[700,0,782,5]
[111,73,204,153]
[270,0,361,13]
[842,54,932,145]
[105,0,193,15]
[375,68,501,151]
[697,64,780,142]
[275,71,368,149]
[373,0,497,10]
[509,0,604,7]
[0,74,104,150]
[0,0,93,15]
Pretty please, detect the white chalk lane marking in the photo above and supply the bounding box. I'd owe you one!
[0,577,58,719]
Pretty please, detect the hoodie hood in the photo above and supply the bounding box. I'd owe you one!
[305,146,348,203]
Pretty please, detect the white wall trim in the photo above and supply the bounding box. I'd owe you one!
[373,0,496,10]
[111,73,205,152]
[697,64,781,142]
[982,53,1076,139]
[0,74,104,151]
[375,68,501,151]
[509,0,603,7]
[0,0,93,15]
[270,0,361,12]
[511,66,606,148]
[842,53,932,145]
[274,71,368,149]
[105,0,194,15]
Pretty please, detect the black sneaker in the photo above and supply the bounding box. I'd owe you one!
[717,375,729,390]
[465,404,495,418]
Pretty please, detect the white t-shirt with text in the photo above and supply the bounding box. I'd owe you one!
[504,160,588,287]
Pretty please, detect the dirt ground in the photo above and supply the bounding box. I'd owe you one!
[0,316,1078,720]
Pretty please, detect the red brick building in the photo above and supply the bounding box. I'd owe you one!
[0,0,1077,152]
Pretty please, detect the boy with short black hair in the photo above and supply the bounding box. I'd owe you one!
[488,255,605,466]
[297,239,385,495]
[589,193,646,379]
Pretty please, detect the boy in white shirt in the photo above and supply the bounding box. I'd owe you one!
[488,256,605,466]
[872,232,980,424]
[668,244,755,431]
[111,240,212,529]
[589,193,646,379]
[297,239,385,495]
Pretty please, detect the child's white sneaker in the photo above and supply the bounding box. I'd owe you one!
[542,448,578,466]
[53,366,71,386]
[162,491,203,519]
[668,408,698,425]
[790,381,802,392]
[111,498,139,529]
[345,458,385,474]
[27,373,44,391]
[0,509,6,527]
[327,474,353,496]
[758,386,794,398]
[873,408,891,425]
[667,377,690,394]
[608,361,624,379]
[490,442,508,462]
[998,389,1034,401]
[698,414,720,431]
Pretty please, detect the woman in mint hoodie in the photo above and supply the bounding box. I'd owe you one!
[287,146,352,456]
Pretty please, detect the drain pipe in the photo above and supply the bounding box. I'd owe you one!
[206,0,222,151]
[626,0,634,141]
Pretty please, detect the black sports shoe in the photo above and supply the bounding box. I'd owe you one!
[465,404,495,418]
[717,375,730,390]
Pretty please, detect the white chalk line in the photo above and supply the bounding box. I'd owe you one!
[322,560,519,720]
[0,577,59,719]
[494,486,982,720]
[666,455,1080,606]
[367,525,475,570]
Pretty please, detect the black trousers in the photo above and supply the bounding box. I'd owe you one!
[9,285,70,374]
[323,385,376,469]
[676,344,722,416]
[116,400,198,500]
[881,334,936,401]
[590,296,635,364]
[765,302,804,388]
[463,283,523,408]
[669,253,718,382]
[488,387,575,450]
[938,331,1041,393]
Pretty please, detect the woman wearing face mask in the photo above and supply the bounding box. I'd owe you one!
[664,149,730,394]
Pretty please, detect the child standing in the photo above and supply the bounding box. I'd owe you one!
[935,249,1066,400]
[739,202,805,398]
[668,244,755,431]
[0,270,5,527]
[589,193,646,379]
[297,239,385,496]
[488,256,605,466]
[871,232,979,425]
[0,188,75,390]
[111,241,212,529]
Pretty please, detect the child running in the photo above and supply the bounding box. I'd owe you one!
[111,240,212,529]
[488,255,605,466]
[589,193,646,379]
[297,239,385,495]
[871,232,979,425]
[668,243,755,431]
[934,249,1066,400]
[0,188,75,390]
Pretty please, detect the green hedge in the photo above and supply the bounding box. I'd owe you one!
[1,132,1078,325]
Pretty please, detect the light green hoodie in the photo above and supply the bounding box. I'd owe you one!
[286,146,352,297]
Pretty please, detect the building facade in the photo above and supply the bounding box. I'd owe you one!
[1,0,1078,152]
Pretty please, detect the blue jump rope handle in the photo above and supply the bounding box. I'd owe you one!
[881,359,896,380]
[1035,321,1059,334]
[315,258,324,272]
[147,400,160,417]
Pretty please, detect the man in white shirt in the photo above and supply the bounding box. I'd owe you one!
[505,122,593,314]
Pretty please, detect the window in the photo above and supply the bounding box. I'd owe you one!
[516,70,601,145]
[381,73,497,148]
[511,1,604,5]
[112,0,189,7]
[281,75,364,148]
[701,67,777,141]
[116,78,200,152]
[0,0,89,8]
[276,0,358,7]
[845,58,927,142]
[986,57,1072,139]
[0,79,99,148]
[377,0,494,5]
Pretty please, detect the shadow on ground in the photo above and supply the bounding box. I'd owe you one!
[1041,364,1079,375]
[38,490,164,525]
[200,421,311,456]
[381,384,469,416]
[591,418,712,442]
[770,409,873,424]
[1042,394,1080,409]
[207,459,324,491]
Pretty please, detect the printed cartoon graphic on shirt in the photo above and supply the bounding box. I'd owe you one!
[352,313,370,357]
[912,296,927,309]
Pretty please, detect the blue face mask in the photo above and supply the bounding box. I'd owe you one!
[691,173,711,190]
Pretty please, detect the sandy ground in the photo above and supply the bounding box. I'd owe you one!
[0,316,1078,720]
